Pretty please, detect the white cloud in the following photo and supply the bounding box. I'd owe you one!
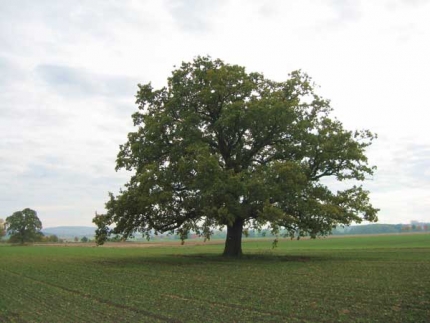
[1,0,429,226]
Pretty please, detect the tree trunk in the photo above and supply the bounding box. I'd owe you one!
[20,229,25,244]
[223,218,244,257]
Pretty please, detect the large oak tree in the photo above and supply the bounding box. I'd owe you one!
[94,56,378,257]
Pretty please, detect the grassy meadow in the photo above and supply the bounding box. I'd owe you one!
[1,234,429,322]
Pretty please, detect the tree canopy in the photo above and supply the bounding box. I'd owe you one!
[93,56,378,257]
[5,208,43,244]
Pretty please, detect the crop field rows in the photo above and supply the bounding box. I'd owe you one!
[1,234,430,322]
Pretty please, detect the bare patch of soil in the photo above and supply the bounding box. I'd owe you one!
[33,239,226,248]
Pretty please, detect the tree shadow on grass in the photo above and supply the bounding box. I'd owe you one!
[179,253,331,263]
[93,252,332,268]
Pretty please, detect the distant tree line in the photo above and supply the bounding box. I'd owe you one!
[122,223,430,242]
[332,223,430,235]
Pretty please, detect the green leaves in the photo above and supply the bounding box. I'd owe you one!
[0,218,5,238]
[94,56,378,248]
[5,208,43,244]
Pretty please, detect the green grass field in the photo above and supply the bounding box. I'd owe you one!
[1,234,429,322]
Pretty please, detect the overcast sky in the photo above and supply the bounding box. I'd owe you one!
[1,0,429,228]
